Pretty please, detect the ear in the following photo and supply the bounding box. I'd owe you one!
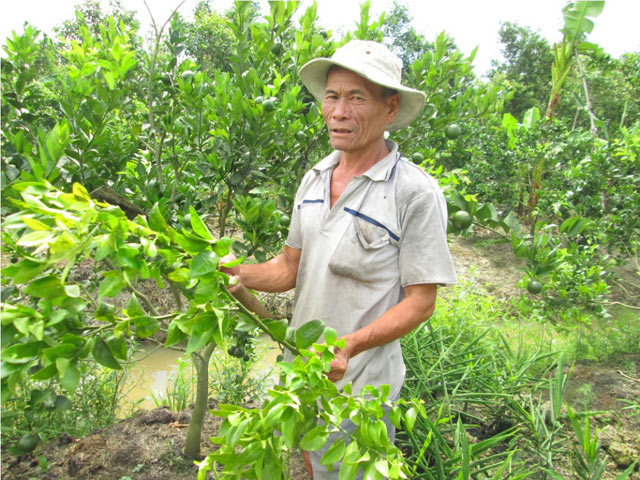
[385,94,400,124]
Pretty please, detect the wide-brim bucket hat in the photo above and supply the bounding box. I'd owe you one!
[299,40,426,131]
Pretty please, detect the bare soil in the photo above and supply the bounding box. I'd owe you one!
[2,235,639,480]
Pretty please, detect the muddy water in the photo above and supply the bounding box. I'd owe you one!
[118,336,282,417]
[118,344,192,417]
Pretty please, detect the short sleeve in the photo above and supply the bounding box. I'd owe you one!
[284,170,314,250]
[398,188,457,287]
[285,198,302,249]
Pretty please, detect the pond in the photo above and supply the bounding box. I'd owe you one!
[117,336,282,416]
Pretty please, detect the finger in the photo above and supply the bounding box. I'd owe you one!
[227,275,241,293]
[219,254,236,269]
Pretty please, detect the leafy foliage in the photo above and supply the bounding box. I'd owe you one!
[1,1,638,477]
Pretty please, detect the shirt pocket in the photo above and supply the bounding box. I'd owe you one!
[296,199,325,238]
[328,210,399,282]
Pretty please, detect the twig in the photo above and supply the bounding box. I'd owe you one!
[618,370,640,383]
[596,301,640,311]
[134,337,187,357]
[612,279,640,298]
[142,0,186,192]
[576,54,598,137]
[102,258,159,316]
[222,285,300,356]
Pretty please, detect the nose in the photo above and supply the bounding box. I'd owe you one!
[330,97,349,120]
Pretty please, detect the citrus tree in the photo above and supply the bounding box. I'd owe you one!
[1,173,424,471]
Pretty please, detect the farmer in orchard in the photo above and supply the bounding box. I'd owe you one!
[222,40,457,478]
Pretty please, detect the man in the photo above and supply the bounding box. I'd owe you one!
[223,40,457,478]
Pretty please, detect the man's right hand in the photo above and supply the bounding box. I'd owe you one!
[218,246,301,294]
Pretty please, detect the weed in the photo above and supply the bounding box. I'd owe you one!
[150,356,194,411]
[1,361,128,444]
[209,335,273,406]
[574,383,595,411]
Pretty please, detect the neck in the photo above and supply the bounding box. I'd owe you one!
[337,138,390,176]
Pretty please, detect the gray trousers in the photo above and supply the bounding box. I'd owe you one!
[309,401,397,480]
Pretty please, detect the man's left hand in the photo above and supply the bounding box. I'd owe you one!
[327,342,351,382]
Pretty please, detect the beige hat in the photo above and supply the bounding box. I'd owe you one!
[299,40,426,131]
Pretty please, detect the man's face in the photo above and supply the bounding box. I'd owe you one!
[322,67,399,156]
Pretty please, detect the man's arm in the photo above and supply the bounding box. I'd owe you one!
[221,245,301,293]
[326,283,437,382]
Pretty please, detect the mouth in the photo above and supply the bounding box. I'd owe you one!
[330,127,353,135]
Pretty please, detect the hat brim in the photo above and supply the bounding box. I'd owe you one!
[299,57,426,131]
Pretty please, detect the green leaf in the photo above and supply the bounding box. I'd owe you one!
[24,275,66,299]
[106,334,127,360]
[522,107,540,130]
[30,364,57,381]
[321,438,346,469]
[404,407,417,434]
[148,203,169,233]
[189,250,219,278]
[55,395,72,410]
[184,313,217,353]
[126,294,145,317]
[133,316,160,338]
[92,337,122,369]
[364,462,384,480]
[9,259,46,284]
[300,426,329,451]
[213,237,234,257]
[265,319,288,342]
[174,230,210,255]
[296,319,325,350]
[60,362,81,392]
[30,388,56,407]
[165,322,187,347]
[324,327,338,346]
[220,256,244,268]
[189,206,214,241]
[186,329,210,354]
[43,343,77,360]
[98,272,125,300]
[167,267,190,283]
[17,230,55,247]
[20,216,52,231]
[374,459,389,477]
[560,216,588,237]
[1,361,25,379]
[72,183,91,201]
[3,341,46,358]
[339,459,360,480]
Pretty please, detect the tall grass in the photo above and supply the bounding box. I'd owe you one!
[397,281,637,479]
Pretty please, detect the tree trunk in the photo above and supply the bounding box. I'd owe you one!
[183,343,215,460]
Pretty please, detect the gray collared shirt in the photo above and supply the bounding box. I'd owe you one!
[285,140,457,397]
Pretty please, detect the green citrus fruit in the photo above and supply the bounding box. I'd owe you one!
[160,73,172,86]
[295,131,306,142]
[17,433,39,452]
[451,210,472,230]
[254,95,264,105]
[527,280,543,295]
[262,99,276,112]
[411,152,424,164]
[445,123,462,139]
[271,43,284,56]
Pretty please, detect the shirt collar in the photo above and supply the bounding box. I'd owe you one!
[312,140,399,182]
